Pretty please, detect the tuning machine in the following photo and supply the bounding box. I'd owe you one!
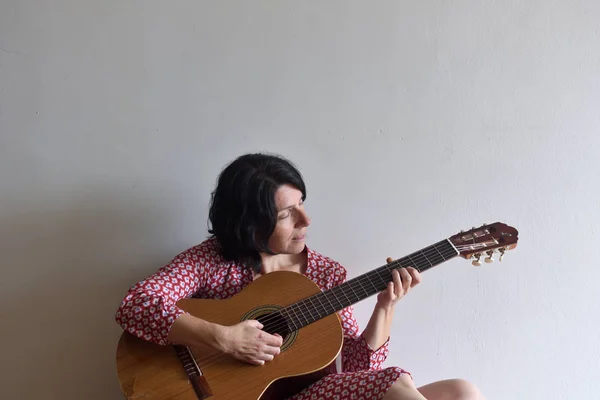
[484,250,494,263]
[471,253,482,266]
[499,247,506,262]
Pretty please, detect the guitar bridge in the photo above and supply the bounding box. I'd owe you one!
[174,344,213,399]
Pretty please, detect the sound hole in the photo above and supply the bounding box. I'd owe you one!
[241,305,297,351]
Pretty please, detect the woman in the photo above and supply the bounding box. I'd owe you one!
[115,153,485,400]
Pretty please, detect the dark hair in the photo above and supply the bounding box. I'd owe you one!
[208,153,306,272]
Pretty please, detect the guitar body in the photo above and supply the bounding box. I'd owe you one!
[116,271,344,400]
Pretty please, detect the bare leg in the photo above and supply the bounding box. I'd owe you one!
[417,379,485,400]
[382,374,428,400]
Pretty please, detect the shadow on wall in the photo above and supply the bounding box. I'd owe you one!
[0,186,195,400]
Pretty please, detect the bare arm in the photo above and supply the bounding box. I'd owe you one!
[362,303,396,350]
[362,262,421,350]
[167,313,223,349]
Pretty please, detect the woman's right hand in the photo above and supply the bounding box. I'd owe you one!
[216,320,283,365]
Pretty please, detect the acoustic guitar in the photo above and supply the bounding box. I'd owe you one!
[116,222,518,399]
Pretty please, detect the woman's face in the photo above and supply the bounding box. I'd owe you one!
[267,184,311,254]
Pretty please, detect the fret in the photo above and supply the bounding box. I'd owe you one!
[296,301,312,326]
[313,293,329,319]
[346,281,362,304]
[373,268,390,289]
[295,300,310,326]
[299,301,312,325]
[440,240,459,258]
[397,257,412,269]
[319,291,337,316]
[336,284,353,307]
[332,285,347,308]
[280,307,298,331]
[354,279,370,299]
[319,291,337,320]
[419,249,434,268]
[364,273,380,293]
[407,252,428,271]
[308,295,327,321]
[305,296,317,320]
[429,244,447,264]
[289,303,307,328]
[429,242,452,263]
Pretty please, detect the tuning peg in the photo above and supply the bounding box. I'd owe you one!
[472,253,482,266]
[499,248,506,262]
[484,250,494,263]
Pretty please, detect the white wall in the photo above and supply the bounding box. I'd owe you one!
[1,1,599,399]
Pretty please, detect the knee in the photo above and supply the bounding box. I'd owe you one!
[385,373,418,398]
[446,379,483,400]
[395,373,416,389]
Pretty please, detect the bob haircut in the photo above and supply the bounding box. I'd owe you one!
[208,153,306,271]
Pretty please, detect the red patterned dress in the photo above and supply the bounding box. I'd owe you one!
[115,238,410,399]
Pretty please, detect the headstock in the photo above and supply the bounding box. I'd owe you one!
[449,222,519,266]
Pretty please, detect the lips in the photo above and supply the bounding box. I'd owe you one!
[293,234,306,240]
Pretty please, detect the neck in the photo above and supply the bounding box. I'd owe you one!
[263,239,459,334]
[258,249,307,275]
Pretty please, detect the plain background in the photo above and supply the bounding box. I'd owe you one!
[1,1,599,399]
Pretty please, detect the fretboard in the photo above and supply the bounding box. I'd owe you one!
[280,239,459,331]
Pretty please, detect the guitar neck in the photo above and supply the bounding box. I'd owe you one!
[280,239,459,331]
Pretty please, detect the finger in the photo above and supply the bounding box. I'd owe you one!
[273,333,283,345]
[407,267,422,286]
[386,257,394,263]
[399,268,412,292]
[248,320,264,329]
[259,351,276,361]
[260,331,283,347]
[248,354,265,365]
[262,345,281,356]
[392,269,402,295]
[387,280,394,296]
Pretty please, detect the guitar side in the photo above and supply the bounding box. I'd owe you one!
[116,271,344,400]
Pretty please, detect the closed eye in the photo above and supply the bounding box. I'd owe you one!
[277,199,305,220]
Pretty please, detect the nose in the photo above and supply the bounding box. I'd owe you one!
[297,208,311,228]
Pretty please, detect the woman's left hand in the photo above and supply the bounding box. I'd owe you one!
[376,257,422,311]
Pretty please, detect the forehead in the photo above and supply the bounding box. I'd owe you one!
[274,184,303,208]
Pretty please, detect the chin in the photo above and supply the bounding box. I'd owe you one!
[287,241,306,253]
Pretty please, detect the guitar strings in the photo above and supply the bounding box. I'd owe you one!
[190,241,495,368]
[191,241,494,368]
[191,244,461,368]
[222,240,493,336]
[230,240,492,334]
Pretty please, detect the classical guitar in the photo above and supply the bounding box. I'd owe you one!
[116,222,518,400]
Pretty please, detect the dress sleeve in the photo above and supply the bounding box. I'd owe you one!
[114,244,209,346]
[333,264,390,372]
